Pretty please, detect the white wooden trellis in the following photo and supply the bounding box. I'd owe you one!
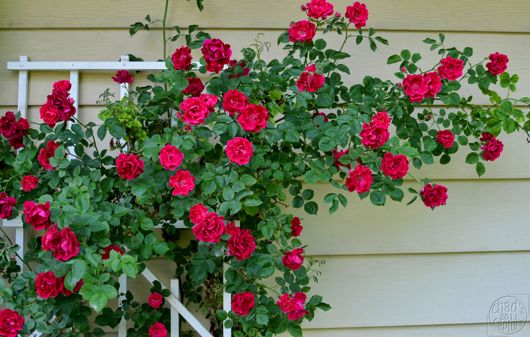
[2,56,233,337]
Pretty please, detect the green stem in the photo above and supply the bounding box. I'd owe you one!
[0,226,33,271]
[162,0,170,60]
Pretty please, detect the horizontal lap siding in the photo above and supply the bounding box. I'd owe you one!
[1,1,529,336]
[1,0,530,32]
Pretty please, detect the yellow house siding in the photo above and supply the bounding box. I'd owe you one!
[1,1,530,336]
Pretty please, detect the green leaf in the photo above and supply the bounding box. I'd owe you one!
[287,324,303,337]
[65,259,88,290]
[476,162,486,177]
[370,191,386,206]
[302,189,314,200]
[244,198,263,207]
[255,305,269,326]
[240,174,257,186]
[387,55,401,64]
[465,152,479,164]
[304,201,318,215]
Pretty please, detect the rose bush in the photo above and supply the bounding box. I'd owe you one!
[1,0,530,336]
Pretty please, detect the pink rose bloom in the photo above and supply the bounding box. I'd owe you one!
[112,70,134,84]
[420,183,448,209]
[0,192,16,219]
[288,20,317,43]
[237,104,269,133]
[0,308,25,337]
[189,203,209,225]
[423,72,442,98]
[232,292,255,316]
[345,2,369,29]
[227,223,256,261]
[282,248,305,270]
[438,56,464,80]
[305,0,334,19]
[169,170,196,196]
[222,89,249,116]
[402,74,428,103]
[201,39,232,73]
[345,164,373,194]
[148,322,168,337]
[21,175,39,192]
[182,77,204,97]
[159,144,184,171]
[171,46,193,71]
[486,52,509,76]
[480,132,503,161]
[277,292,308,321]
[179,97,210,125]
[35,271,63,299]
[116,153,144,180]
[225,137,254,165]
[291,217,303,237]
[148,292,165,309]
[296,64,325,93]
[192,211,226,243]
[23,201,51,230]
[381,153,409,180]
[436,130,455,149]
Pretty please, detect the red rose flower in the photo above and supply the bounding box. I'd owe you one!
[372,111,391,128]
[225,137,253,165]
[360,123,389,149]
[0,308,25,337]
[332,149,350,169]
[480,132,504,161]
[189,203,209,225]
[381,153,409,180]
[171,46,193,71]
[305,0,334,19]
[424,72,442,98]
[192,211,226,243]
[112,70,134,84]
[436,130,455,149]
[101,244,125,260]
[169,170,196,196]
[291,217,303,237]
[21,175,39,192]
[296,64,325,93]
[54,227,80,261]
[182,77,204,97]
[345,164,373,194]
[60,279,83,296]
[437,56,464,81]
[237,104,269,133]
[42,225,80,261]
[420,183,448,209]
[486,52,509,76]
[40,81,76,127]
[35,271,63,299]
[116,153,144,180]
[201,39,232,73]
[199,94,218,112]
[159,144,184,171]
[0,111,29,149]
[288,20,317,43]
[23,201,51,230]
[37,140,60,171]
[345,2,369,29]
[227,223,256,261]
[0,192,16,219]
[148,322,168,337]
[402,74,428,103]
[232,292,255,316]
[179,97,210,125]
[277,292,307,321]
[222,90,249,116]
[282,248,305,270]
[53,80,71,92]
[148,292,164,309]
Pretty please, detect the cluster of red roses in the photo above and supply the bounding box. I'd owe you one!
[290,0,369,44]
[171,38,232,74]
[145,292,167,337]
[0,111,29,149]
[37,140,60,171]
[230,217,306,319]
[35,270,83,299]
[296,64,325,93]
[39,80,76,128]
[403,53,509,104]
[0,309,24,337]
